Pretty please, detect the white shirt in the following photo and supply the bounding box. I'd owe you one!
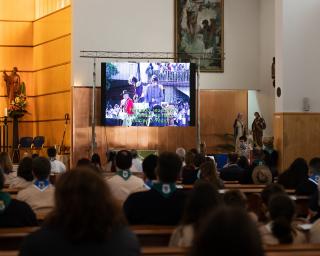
[131,158,143,172]
[106,174,144,203]
[49,158,66,174]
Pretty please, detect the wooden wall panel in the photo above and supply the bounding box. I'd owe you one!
[273,113,284,172]
[33,35,71,70]
[0,47,33,71]
[31,64,71,96]
[0,0,34,21]
[72,88,247,165]
[33,7,71,45]
[0,22,33,45]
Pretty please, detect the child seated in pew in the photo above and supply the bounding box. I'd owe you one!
[259,194,307,245]
[169,182,221,247]
[0,171,37,227]
[0,152,15,186]
[19,168,140,256]
[196,158,224,189]
[141,154,158,189]
[123,152,187,225]
[17,157,55,215]
[189,207,264,256]
[10,157,33,189]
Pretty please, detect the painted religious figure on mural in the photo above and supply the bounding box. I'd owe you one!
[252,112,266,148]
[2,67,21,104]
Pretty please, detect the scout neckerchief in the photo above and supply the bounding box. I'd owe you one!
[152,182,177,198]
[116,169,132,181]
[0,192,11,213]
[34,179,50,192]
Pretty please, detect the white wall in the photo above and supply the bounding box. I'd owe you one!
[275,0,320,112]
[248,0,275,136]
[72,0,260,90]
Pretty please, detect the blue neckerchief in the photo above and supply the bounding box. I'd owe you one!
[152,182,177,198]
[144,179,153,189]
[116,170,132,181]
[309,174,320,185]
[34,179,50,192]
[0,192,11,213]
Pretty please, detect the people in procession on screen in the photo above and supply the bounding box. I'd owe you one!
[145,75,164,108]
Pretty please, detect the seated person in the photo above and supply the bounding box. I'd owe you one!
[142,154,158,189]
[0,172,37,227]
[263,137,279,177]
[106,150,144,203]
[309,157,320,185]
[219,153,246,183]
[10,157,33,189]
[17,157,55,215]
[189,207,264,256]
[181,151,201,184]
[237,135,251,159]
[0,152,15,185]
[123,152,187,225]
[47,147,66,174]
[19,168,140,256]
[259,194,306,245]
[130,150,142,172]
[196,159,224,189]
[169,182,221,247]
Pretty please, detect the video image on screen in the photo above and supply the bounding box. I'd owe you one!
[101,62,195,127]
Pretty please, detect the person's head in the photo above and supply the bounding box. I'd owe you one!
[309,157,320,175]
[252,149,265,162]
[157,152,182,183]
[91,153,101,167]
[142,154,158,181]
[130,149,138,159]
[176,147,186,162]
[32,153,39,159]
[287,158,309,179]
[263,137,274,148]
[17,157,33,181]
[45,168,125,242]
[47,147,57,158]
[268,194,295,244]
[182,182,221,228]
[190,207,264,256]
[239,136,247,143]
[32,157,51,181]
[128,75,138,85]
[121,90,129,100]
[237,156,250,170]
[0,152,13,174]
[151,75,158,84]
[106,150,116,163]
[223,190,247,210]
[185,151,196,166]
[228,153,238,164]
[194,153,206,168]
[76,158,91,168]
[237,112,244,120]
[199,160,219,184]
[116,150,132,170]
[261,183,286,206]
[254,112,260,118]
[202,19,209,27]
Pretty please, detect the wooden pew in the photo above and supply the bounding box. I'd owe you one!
[142,247,187,256]
[0,227,39,250]
[0,252,18,256]
[131,226,175,246]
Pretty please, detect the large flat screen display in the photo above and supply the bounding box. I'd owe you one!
[101,62,195,127]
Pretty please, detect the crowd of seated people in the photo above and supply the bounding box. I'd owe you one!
[2,146,320,255]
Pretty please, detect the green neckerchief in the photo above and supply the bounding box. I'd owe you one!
[116,169,132,181]
[152,182,177,198]
[0,192,11,213]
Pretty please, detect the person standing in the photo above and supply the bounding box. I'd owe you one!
[252,112,266,148]
[144,75,163,108]
[2,67,21,103]
[120,90,134,126]
[233,113,246,150]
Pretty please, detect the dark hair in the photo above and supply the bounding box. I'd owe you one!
[32,157,51,180]
[47,147,57,158]
[157,152,182,183]
[261,183,286,205]
[269,194,295,244]
[199,160,222,188]
[131,149,138,159]
[106,150,116,163]
[194,153,206,168]
[223,190,247,209]
[116,150,132,170]
[190,207,264,256]
[228,153,238,164]
[237,156,250,170]
[0,171,4,190]
[239,135,247,142]
[91,153,101,167]
[0,152,13,174]
[32,153,39,159]
[309,157,320,173]
[142,154,158,180]
[76,158,91,167]
[185,151,196,166]
[181,182,221,229]
[17,157,33,181]
[254,112,260,117]
[45,168,125,242]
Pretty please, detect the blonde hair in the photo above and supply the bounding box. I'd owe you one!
[0,152,13,174]
[199,160,222,188]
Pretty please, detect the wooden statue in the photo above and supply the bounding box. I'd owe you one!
[2,67,21,103]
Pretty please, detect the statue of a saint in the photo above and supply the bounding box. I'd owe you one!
[3,67,21,104]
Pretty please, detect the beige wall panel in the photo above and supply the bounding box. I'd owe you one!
[33,7,71,45]
[0,22,33,45]
[31,64,71,96]
[33,35,70,70]
[0,47,33,71]
[0,0,34,21]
